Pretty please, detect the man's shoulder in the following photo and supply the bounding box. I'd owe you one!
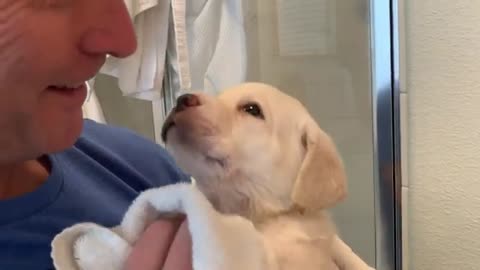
[79,119,159,152]
[71,119,190,186]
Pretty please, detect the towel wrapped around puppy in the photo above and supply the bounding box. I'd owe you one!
[51,183,374,270]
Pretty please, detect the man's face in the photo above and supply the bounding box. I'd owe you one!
[0,0,136,162]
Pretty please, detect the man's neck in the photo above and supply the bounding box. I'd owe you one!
[0,156,51,200]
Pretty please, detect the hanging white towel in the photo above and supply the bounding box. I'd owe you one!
[100,0,173,100]
[171,0,247,97]
[99,0,247,101]
[82,79,106,124]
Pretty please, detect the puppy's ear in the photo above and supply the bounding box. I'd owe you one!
[291,117,347,210]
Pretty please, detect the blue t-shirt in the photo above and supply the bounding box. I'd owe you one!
[0,120,190,269]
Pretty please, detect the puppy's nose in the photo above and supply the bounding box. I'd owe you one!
[176,93,201,112]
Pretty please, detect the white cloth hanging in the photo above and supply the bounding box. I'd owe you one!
[100,0,179,100]
[99,0,247,101]
[172,0,248,97]
[82,79,106,124]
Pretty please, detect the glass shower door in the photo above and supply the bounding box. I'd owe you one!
[242,0,399,269]
[91,0,401,268]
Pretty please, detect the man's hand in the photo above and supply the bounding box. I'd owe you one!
[125,217,193,270]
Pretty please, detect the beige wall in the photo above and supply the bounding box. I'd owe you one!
[406,0,480,269]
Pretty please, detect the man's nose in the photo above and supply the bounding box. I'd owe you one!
[79,1,137,58]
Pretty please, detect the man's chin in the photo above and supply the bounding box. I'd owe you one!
[44,117,84,153]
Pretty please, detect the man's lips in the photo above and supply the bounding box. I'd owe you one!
[45,83,88,106]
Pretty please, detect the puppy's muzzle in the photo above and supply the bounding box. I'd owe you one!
[175,93,201,112]
[161,93,202,142]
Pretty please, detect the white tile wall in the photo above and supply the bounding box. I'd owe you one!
[400,93,409,269]
[402,187,409,270]
[399,0,409,268]
[401,93,409,187]
[399,0,407,94]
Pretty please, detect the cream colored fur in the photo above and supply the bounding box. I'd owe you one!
[163,82,374,269]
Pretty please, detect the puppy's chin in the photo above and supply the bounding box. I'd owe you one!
[165,129,253,215]
[165,128,229,180]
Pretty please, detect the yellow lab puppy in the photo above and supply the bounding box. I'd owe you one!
[162,82,373,270]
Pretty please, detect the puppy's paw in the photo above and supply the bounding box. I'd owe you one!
[74,227,132,270]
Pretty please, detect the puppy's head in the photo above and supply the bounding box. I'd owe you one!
[162,83,346,219]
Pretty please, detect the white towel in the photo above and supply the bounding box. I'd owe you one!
[100,0,174,100]
[175,0,247,96]
[99,0,247,101]
[50,183,375,270]
[51,183,272,270]
[82,79,106,124]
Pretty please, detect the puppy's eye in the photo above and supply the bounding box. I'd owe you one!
[241,103,264,119]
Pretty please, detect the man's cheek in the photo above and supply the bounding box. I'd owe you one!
[0,5,32,83]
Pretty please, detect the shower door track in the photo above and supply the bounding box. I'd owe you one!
[371,0,403,269]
